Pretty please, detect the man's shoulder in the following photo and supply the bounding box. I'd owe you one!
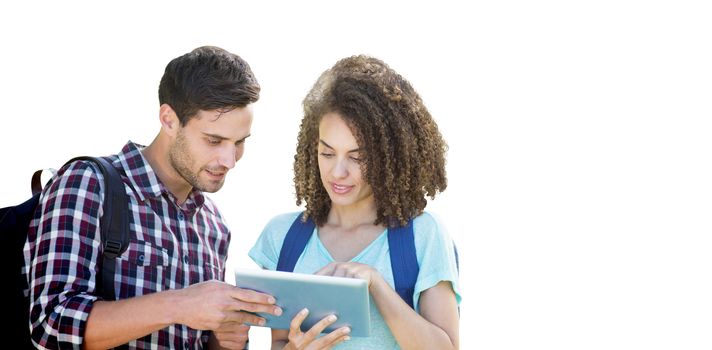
[48,158,106,195]
[52,152,124,184]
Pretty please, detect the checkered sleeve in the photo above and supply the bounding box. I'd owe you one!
[26,160,104,349]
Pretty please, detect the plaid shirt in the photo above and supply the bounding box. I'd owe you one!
[23,141,231,349]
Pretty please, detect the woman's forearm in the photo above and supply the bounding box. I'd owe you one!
[369,278,459,350]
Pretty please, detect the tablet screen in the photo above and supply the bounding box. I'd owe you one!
[234,268,371,337]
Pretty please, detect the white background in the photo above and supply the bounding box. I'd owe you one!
[2,1,711,349]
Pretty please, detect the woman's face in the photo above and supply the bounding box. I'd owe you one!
[317,112,374,208]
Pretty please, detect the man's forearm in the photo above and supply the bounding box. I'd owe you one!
[83,289,181,350]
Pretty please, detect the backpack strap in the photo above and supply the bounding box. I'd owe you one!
[387,219,419,309]
[30,168,58,195]
[65,156,129,301]
[276,212,315,272]
[276,213,422,309]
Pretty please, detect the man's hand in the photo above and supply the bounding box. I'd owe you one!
[174,280,282,330]
[211,322,250,349]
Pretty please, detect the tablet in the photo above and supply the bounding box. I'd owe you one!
[234,268,371,337]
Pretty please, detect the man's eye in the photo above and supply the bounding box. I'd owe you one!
[208,139,221,145]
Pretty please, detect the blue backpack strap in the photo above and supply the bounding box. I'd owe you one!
[277,213,422,309]
[276,212,315,272]
[387,219,419,309]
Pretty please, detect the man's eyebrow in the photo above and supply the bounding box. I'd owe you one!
[237,134,252,142]
[204,132,228,140]
[204,133,252,142]
[319,139,360,153]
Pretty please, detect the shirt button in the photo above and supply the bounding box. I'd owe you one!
[183,255,189,264]
[184,340,191,348]
[137,254,145,263]
[178,212,185,220]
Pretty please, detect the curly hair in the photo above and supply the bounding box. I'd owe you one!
[294,55,447,227]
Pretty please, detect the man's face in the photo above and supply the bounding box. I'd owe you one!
[169,105,253,193]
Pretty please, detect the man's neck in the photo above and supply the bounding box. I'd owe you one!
[142,135,192,204]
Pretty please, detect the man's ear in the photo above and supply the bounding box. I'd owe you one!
[159,104,180,136]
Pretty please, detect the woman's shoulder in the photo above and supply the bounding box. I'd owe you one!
[412,211,443,234]
[412,211,453,245]
[411,211,459,280]
[268,211,303,224]
[261,211,304,237]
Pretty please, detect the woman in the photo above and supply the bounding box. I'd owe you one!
[249,55,460,349]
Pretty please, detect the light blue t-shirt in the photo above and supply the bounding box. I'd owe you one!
[248,211,461,349]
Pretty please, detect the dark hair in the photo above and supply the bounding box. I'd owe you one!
[158,46,260,125]
[294,55,448,227]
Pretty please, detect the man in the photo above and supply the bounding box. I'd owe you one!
[23,46,281,349]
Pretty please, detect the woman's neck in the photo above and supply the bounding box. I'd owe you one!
[327,198,378,230]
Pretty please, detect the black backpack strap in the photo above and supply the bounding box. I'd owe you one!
[65,156,129,301]
[387,219,419,309]
[276,212,315,272]
[30,168,58,196]
[30,169,45,195]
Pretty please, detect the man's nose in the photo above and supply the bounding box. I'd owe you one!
[218,144,237,169]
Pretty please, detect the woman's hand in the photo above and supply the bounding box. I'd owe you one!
[284,308,351,350]
[315,262,383,291]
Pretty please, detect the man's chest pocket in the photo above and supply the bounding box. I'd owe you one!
[117,241,170,295]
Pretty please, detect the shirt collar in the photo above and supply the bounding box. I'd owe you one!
[116,141,206,211]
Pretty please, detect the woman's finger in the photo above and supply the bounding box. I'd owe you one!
[303,314,338,340]
[314,326,351,349]
[290,308,309,335]
[314,263,337,276]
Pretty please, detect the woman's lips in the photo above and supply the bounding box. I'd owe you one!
[331,183,354,194]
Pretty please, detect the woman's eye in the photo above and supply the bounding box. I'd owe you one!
[319,153,334,158]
